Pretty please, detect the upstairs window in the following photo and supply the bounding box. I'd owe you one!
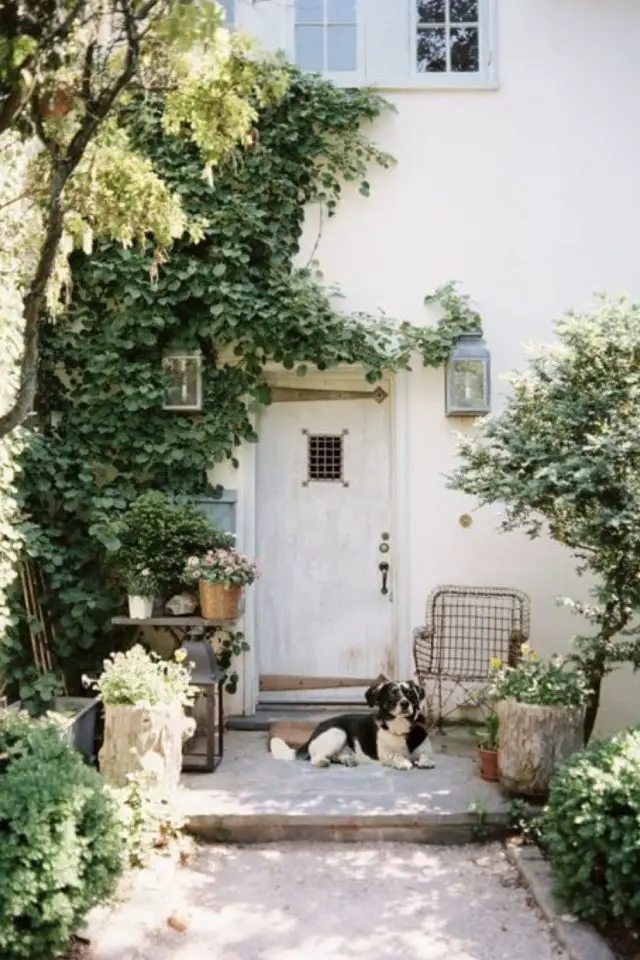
[415,0,483,76]
[294,0,359,75]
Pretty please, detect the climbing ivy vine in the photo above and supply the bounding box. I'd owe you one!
[5,64,483,696]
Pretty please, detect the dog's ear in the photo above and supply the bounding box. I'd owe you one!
[365,673,389,707]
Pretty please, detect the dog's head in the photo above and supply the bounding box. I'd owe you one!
[365,674,424,726]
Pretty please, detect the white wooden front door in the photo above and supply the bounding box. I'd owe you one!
[256,377,395,703]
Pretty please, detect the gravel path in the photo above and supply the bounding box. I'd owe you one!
[90,843,567,960]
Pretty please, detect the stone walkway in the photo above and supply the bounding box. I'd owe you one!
[180,731,509,843]
[87,843,567,960]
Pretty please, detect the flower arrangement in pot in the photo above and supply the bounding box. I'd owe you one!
[489,645,589,797]
[476,706,499,782]
[87,644,196,791]
[122,567,159,619]
[182,548,258,620]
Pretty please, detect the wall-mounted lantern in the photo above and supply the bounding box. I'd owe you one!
[162,350,202,412]
[445,331,491,417]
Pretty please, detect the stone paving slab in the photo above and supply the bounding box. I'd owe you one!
[180,731,509,843]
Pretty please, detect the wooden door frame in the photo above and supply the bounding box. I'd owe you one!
[237,364,413,715]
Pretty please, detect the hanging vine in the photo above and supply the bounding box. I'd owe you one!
[4,64,484,695]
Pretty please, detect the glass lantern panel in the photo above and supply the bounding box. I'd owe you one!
[164,357,200,408]
[449,358,486,409]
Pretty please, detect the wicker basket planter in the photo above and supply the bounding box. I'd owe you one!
[199,580,242,620]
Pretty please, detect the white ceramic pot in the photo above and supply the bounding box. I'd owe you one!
[127,595,154,619]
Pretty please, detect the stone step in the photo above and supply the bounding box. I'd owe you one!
[180,730,511,845]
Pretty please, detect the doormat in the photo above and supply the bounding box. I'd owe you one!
[268,720,315,750]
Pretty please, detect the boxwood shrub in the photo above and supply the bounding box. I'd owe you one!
[543,727,640,927]
[0,711,124,960]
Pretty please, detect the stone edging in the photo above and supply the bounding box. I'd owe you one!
[504,843,616,960]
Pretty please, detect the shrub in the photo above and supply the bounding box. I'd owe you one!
[543,727,640,927]
[103,490,235,596]
[489,646,589,708]
[88,643,195,708]
[0,711,124,960]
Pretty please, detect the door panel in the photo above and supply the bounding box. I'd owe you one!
[256,387,394,702]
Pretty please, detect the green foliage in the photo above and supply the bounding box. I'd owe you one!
[543,728,640,926]
[109,772,193,868]
[4,65,483,695]
[508,799,543,846]
[489,646,589,708]
[449,297,640,737]
[212,629,251,695]
[0,711,123,960]
[477,709,499,750]
[89,644,195,707]
[98,490,234,597]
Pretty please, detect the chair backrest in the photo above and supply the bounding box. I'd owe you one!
[413,584,531,725]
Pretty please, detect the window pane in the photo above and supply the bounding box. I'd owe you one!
[450,0,479,22]
[217,0,234,26]
[327,24,357,70]
[450,26,479,71]
[295,24,325,70]
[417,28,447,72]
[296,0,324,25]
[328,0,356,23]
[416,0,445,24]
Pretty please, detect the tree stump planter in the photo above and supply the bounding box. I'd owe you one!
[496,699,585,797]
[99,701,196,791]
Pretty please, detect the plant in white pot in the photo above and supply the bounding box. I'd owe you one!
[489,645,589,797]
[87,644,196,791]
[182,548,258,620]
[123,567,158,619]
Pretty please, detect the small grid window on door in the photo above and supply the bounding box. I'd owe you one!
[416,0,481,74]
[307,434,344,482]
[295,0,358,74]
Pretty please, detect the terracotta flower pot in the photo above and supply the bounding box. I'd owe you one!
[478,747,499,782]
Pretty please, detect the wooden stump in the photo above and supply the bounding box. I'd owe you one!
[99,702,196,791]
[497,699,584,797]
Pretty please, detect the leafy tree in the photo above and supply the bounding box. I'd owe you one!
[0,0,286,436]
[448,297,640,741]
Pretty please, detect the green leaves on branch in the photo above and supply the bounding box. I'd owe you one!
[448,296,640,736]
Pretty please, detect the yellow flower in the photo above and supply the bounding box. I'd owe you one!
[490,657,503,670]
[520,643,530,655]
[174,648,187,663]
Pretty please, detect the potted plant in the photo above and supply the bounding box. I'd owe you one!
[182,548,258,620]
[123,567,158,619]
[87,644,196,791]
[489,645,588,797]
[99,490,235,603]
[476,709,499,782]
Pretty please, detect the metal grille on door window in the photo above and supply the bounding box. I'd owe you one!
[302,429,348,487]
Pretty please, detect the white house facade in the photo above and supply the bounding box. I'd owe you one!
[211,0,640,736]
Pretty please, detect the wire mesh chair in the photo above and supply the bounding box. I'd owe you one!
[413,585,531,729]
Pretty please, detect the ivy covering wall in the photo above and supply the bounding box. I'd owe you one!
[2,65,482,696]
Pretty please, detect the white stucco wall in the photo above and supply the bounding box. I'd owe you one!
[216,0,640,735]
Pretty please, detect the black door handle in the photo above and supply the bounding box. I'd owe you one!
[378,561,389,596]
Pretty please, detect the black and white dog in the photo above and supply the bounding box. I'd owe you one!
[269,676,435,771]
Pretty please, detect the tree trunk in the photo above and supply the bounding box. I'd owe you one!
[584,666,603,744]
[497,699,585,797]
[99,702,196,791]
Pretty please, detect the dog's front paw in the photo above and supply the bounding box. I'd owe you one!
[413,755,436,769]
[341,754,358,767]
[391,756,413,771]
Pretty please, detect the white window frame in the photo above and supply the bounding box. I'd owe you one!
[288,0,366,87]
[407,0,498,90]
